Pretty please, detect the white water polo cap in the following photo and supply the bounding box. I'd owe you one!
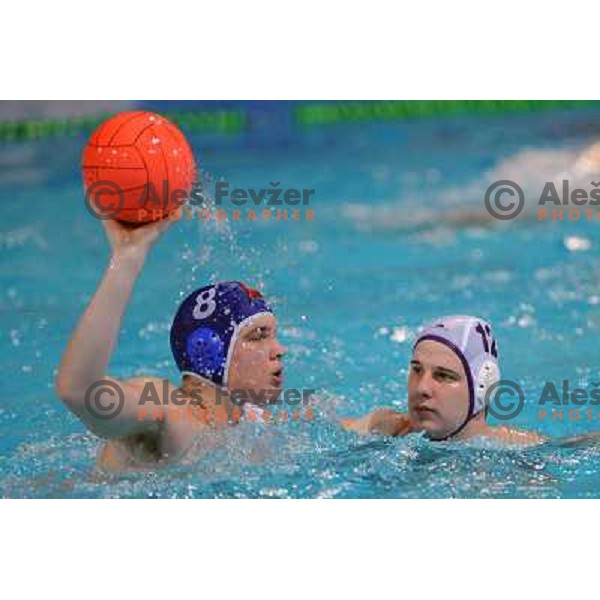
[414,315,500,421]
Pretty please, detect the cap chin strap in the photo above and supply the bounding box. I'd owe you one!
[222,311,272,387]
[435,408,482,441]
[432,360,498,441]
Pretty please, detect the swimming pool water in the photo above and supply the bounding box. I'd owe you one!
[2,106,600,498]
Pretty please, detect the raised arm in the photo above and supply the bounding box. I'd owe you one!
[55,214,177,438]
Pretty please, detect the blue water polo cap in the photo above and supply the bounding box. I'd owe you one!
[170,281,272,386]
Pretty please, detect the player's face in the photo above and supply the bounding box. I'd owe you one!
[227,314,286,400]
[408,340,470,440]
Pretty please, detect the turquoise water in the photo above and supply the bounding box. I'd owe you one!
[2,108,600,498]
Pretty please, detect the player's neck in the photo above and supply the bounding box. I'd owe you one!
[452,413,489,440]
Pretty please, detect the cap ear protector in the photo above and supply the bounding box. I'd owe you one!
[413,315,501,439]
[474,359,501,413]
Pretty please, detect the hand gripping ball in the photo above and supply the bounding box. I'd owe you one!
[82,111,196,223]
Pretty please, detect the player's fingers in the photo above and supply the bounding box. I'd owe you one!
[160,208,183,231]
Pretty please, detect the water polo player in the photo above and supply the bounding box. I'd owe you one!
[55,215,288,469]
[342,315,545,445]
